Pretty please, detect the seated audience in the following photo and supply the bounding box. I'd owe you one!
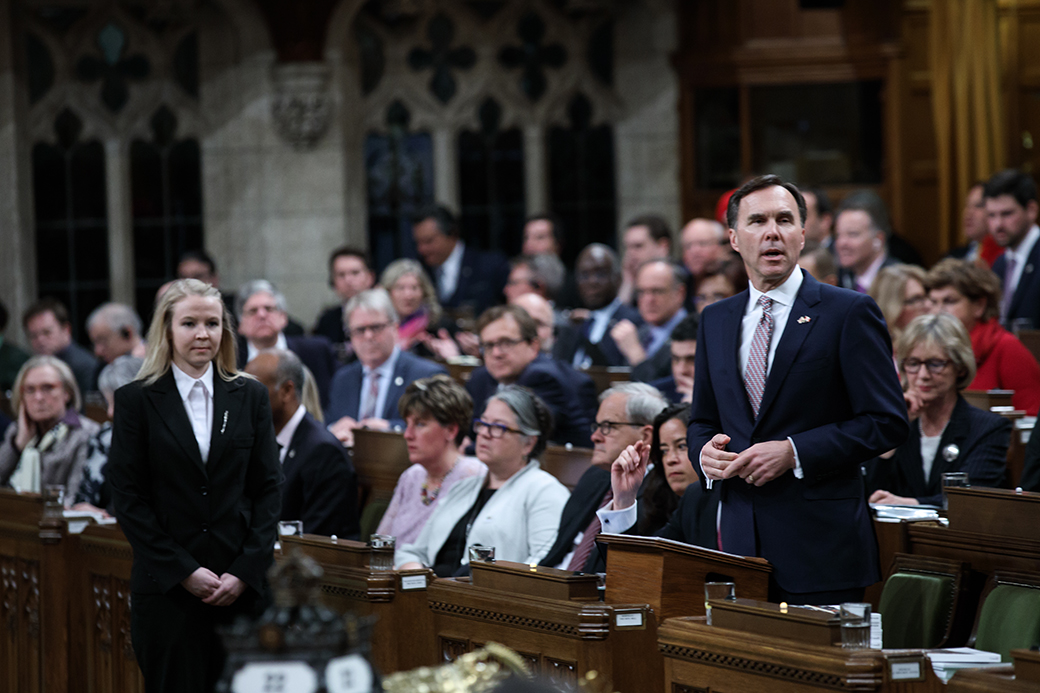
[869,264,929,353]
[86,302,147,364]
[23,298,100,398]
[0,356,99,503]
[73,354,143,515]
[691,261,747,315]
[313,246,375,362]
[395,386,569,576]
[650,313,698,404]
[801,187,835,250]
[413,205,509,317]
[235,280,338,409]
[986,169,1040,329]
[247,349,359,538]
[467,305,593,448]
[947,181,989,263]
[522,213,581,308]
[327,289,446,445]
[835,190,899,293]
[504,254,567,305]
[380,258,443,354]
[925,259,1040,415]
[634,404,699,535]
[865,313,1011,506]
[376,375,486,545]
[554,243,643,369]
[680,218,727,298]
[0,297,30,392]
[612,260,689,382]
[798,242,838,285]
[539,382,668,572]
[618,215,672,305]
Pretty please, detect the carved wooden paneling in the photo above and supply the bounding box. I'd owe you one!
[673,685,709,693]
[93,575,113,653]
[428,600,582,636]
[440,637,469,663]
[1,555,18,693]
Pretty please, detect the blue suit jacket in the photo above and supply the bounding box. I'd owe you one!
[553,303,643,368]
[237,334,339,410]
[689,272,909,594]
[466,354,594,448]
[424,245,510,317]
[993,239,1040,330]
[325,350,447,429]
[281,412,360,539]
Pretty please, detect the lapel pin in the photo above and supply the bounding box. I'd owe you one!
[394,376,404,387]
[797,315,811,324]
[943,444,960,462]
[220,410,228,435]
[288,450,295,459]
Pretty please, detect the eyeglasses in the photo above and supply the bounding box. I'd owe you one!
[903,358,952,374]
[479,337,525,354]
[590,420,643,436]
[348,322,391,338]
[903,295,928,308]
[473,419,525,438]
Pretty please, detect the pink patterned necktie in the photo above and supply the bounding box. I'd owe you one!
[566,490,613,572]
[361,371,380,420]
[744,296,774,418]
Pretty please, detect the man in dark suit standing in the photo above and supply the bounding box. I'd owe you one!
[610,175,908,605]
[326,288,446,447]
[466,305,593,448]
[246,349,359,539]
[539,382,667,571]
[834,191,899,293]
[235,280,339,410]
[611,260,689,383]
[413,205,509,318]
[987,169,1040,330]
[554,244,643,369]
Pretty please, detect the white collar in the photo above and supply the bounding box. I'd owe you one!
[247,332,288,364]
[592,297,622,320]
[276,404,307,451]
[442,239,465,270]
[1009,225,1040,263]
[363,345,400,379]
[747,266,804,311]
[172,362,214,402]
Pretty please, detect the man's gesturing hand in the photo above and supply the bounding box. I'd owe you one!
[721,440,795,486]
[700,434,737,481]
[611,441,650,510]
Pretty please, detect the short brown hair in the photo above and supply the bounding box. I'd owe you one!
[397,374,474,446]
[475,304,539,343]
[726,174,807,230]
[23,298,70,329]
[924,258,1002,323]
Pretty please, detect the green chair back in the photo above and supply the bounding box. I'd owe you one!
[359,499,390,540]
[879,572,956,649]
[974,584,1040,661]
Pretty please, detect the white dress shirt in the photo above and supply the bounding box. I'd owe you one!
[172,362,214,463]
[436,240,466,302]
[275,404,307,464]
[246,332,288,365]
[359,347,401,421]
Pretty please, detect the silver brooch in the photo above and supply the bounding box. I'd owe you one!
[394,376,404,386]
[942,444,959,462]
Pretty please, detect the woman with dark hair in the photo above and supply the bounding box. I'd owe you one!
[376,374,485,544]
[865,313,1010,506]
[637,404,697,534]
[107,278,281,693]
[394,385,569,576]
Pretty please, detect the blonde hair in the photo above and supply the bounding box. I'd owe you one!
[896,313,977,390]
[869,264,927,343]
[11,355,81,415]
[137,278,241,385]
[379,258,442,324]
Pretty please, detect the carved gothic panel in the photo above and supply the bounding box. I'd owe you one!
[93,574,112,653]
[21,561,39,640]
[440,637,469,662]
[543,657,578,688]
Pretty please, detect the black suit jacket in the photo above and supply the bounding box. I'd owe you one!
[326,350,447,429]
[281,412,360,539]
[863,396,1011,506]
[539,465,611,570]
[237,334,339,410]
[554,303,643,368]
[649,375,682,404]
[108,371,282,597]
[466,354,594,448]
[424,245,510,317]
[993,238,1040,330]
[649,483,720,551]
[837,254,900,292]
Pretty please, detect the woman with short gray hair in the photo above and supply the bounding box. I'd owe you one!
[864,313,1010,506]
[395,386,568,576]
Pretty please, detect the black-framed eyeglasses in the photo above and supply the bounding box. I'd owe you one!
[348,322,391,339]
[479,337,525,355]
[473,419,525,439]
[903,358,952,374]
[590,420,643,436]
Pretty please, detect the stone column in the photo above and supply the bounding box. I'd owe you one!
[524,124,547,215]
[105,139,134,305]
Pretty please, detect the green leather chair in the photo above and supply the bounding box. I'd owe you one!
[972,572,1040,662]
[878,554,966,649]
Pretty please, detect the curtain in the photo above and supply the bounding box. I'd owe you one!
[929,0,1006,252]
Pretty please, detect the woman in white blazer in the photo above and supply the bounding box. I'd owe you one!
[395,385,569,575]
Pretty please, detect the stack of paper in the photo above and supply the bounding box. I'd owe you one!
[926,648,1004,683]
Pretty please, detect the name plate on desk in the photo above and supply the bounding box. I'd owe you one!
[399,572,427,591]
[470,560,599,601]
[946,487,1040,540]
[708,598,841,646]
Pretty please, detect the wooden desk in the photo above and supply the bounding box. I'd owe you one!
[599,533,771,619]
[280,535,436,674]
[659,616,945,692]
[947,649,1040,691]
[427,563,660,693]
[539,445,593,490]
[963,389,1014,411]
[581,366,631,395]
[351,429,412,509]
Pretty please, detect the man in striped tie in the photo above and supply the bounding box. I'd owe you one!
[618,174,909,606]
